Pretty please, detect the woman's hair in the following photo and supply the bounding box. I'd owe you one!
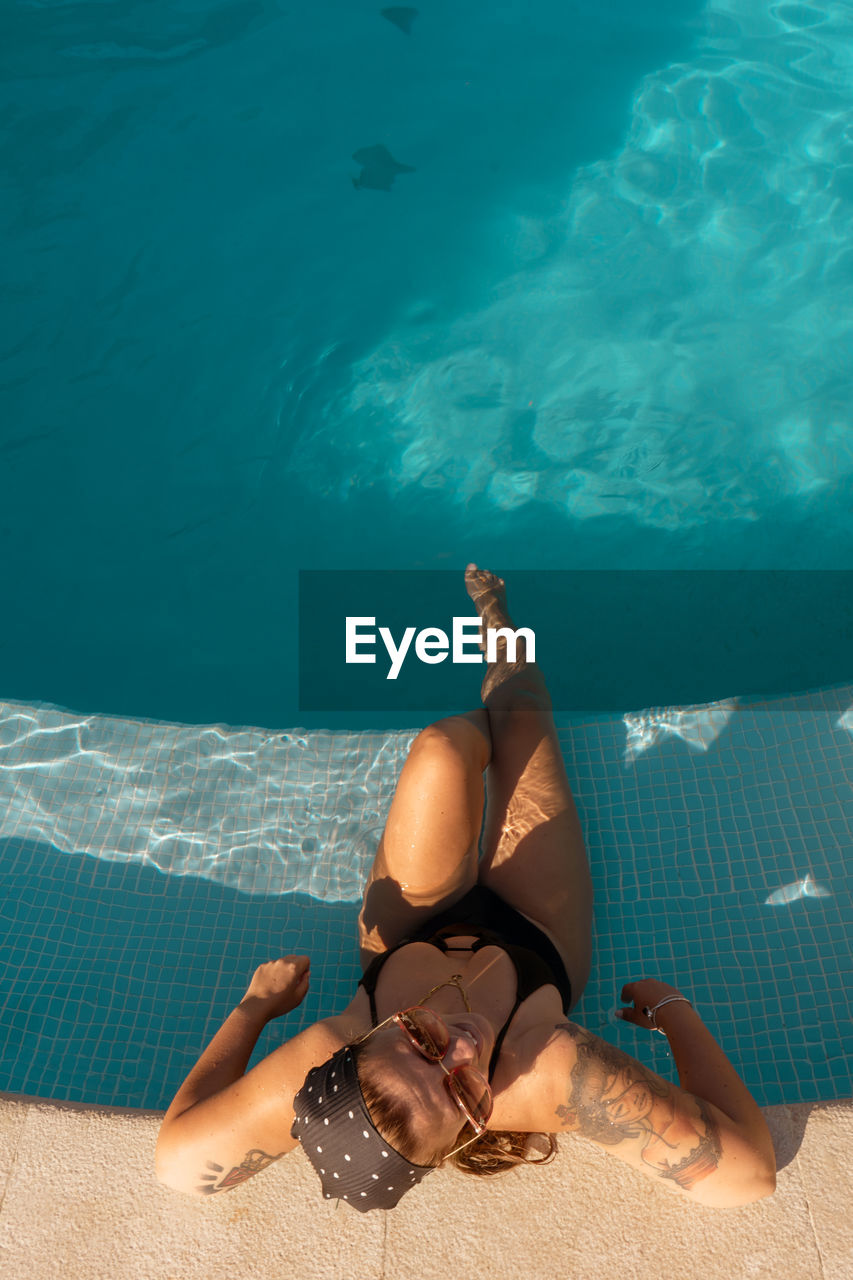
[350,1039,558,1177]
[449,1129,557,1176]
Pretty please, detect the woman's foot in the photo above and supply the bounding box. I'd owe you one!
[464,564,528,702]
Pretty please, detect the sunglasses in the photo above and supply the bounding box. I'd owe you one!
[356,1006,493,1158]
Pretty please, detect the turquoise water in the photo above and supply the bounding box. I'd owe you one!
[1,1,853,727]
[1,686,851,1108]
[1,2,852,1109]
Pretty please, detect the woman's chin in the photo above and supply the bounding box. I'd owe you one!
[467,1012,496,1065]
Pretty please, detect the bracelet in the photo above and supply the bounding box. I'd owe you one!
[642,995,692,1034]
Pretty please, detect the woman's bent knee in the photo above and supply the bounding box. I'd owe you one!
[409,716,489,771]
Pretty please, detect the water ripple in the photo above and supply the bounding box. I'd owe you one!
[296,0,853,530]
[0,699,416,900]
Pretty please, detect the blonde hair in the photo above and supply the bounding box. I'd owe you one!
[351,1039,558,1176]
[449,1129,557,1176]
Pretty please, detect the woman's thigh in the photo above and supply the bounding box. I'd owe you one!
[478,697,593,999]
[357,712,490,967]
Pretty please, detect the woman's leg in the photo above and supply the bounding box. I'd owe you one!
[467,566,594,1005]
[357,709,491,969]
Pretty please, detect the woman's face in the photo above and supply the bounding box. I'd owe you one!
[600,1071,655,1126]
[369,1011,494,1145]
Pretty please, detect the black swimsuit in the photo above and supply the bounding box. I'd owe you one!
[358,884,573,1083]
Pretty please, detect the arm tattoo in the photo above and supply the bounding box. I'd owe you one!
[196,1149,284,1194]
[552,1022,723,1192]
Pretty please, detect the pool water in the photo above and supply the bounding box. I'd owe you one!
[1,685,850,1109]
[2,0,853,726]
[1,1,852,1109]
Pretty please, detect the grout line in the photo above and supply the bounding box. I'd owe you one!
[0,1104,29,1222]
[796,1150,828,1280]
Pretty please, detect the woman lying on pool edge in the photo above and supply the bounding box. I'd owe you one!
[155,565,776,1210]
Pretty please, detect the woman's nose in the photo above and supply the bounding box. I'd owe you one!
[444,1031,478,1067]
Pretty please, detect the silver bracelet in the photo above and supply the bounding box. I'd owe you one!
[642,995,692,1034]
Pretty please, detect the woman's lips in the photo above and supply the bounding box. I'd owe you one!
[457,1018,485,1059]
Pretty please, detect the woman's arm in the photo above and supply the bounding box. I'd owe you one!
[619,979,776,1174]
[522,980,776,1207]
[155,956,344,1197]
[159,956,310,1126]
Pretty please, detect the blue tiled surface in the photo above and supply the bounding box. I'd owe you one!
[0,685,851,1109]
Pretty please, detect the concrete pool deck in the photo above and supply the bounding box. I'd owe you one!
[1,1094,850,1279]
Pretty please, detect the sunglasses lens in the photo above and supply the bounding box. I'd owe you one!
[448,1067,493,1128]
[398,1009,449,1059]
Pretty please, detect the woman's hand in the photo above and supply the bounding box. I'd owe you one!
[240,955,311,1021]
[617,978,688,1030]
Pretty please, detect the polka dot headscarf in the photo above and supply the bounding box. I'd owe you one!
[290,1046,434,1211]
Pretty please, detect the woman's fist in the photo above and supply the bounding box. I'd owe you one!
[241,955,311,1019]
[617,978,688,1030]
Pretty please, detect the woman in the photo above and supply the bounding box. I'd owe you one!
[156,566,776,1210]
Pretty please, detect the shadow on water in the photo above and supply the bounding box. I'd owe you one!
[0,837,361,1111]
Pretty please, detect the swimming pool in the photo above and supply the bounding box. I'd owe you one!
[2,0,853,725]
[1,682,851,1108]
[1,2,851,1108]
